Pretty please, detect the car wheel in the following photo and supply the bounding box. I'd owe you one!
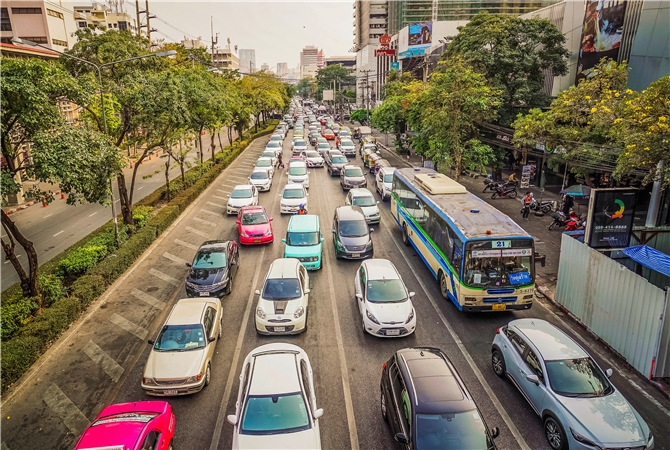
[204,364,211,387]
[439,271,449,300]
[381,389,388,422]
[544,417,567,450]
[168,441,173,450]
[492,349,506,377]
[402,225,410,246]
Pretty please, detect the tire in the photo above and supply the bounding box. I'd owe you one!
[204,364,211,387]
[492,350,506,377]
[541,204,552,214]
[548,220,556,231]
[439,271,448,300]
[402,225,410,246]
[507,190,518,199]
[381,389,388,422]
[491,192,498,199]
[544,416,567,450]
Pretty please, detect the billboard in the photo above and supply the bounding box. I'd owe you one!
[408,22,432,49]
[576,0,628,83]
[322,89,334,101]
[584,188,637,249]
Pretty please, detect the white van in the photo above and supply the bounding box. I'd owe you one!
[375,166,397,201]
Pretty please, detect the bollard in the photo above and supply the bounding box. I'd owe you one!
[61,193,65,200]
[42,197,47,207]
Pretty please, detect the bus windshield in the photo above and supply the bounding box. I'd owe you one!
[463,243,533,288]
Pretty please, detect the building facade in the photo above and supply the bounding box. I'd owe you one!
[276,62,288,77]
[239,48,256,74]
[325,55,356,71]
[73,3,137,35]
[352,0,388,106]
[300,45,318,78]
[0,1,78,51]
[316,49,325,69]
[211,46,239,70]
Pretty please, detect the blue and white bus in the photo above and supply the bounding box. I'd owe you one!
[391,168,535,312]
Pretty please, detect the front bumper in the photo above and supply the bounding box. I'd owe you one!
[363,315,416,338]
[342,181,367,190]
[240,235,274,245]
[280,204,307,214]
[251,183,271,192]
[295,257,321,270]
[142,377,206,396]
[462,302,533,312]
[336,247,373,260]
[186,283,228,298]
[256,314,307,335]
[365,215,381,224]
[306,160,324,167]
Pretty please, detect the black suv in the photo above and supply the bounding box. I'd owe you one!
[332,206,373,260]
[380,347,500,449]
[325,150,349,176]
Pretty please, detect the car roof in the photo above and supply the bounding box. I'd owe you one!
[167,298,215,326]
[343,165,362,171]
[362,259,399,281]
[288,214,319,231]
[290,161,307,167]
[511,319,588,360]
[380,167,397,175]
[349,188,373,198]
[336,205,365,220]
[251,168,269,174]
[248,344,304,395]
[256,157,273,163]
[240,205,266,214]
[267,258,301,279]
[232,184,253,190]
[397,348,474,415]
[199,240,228,250]
[284,183,305,191]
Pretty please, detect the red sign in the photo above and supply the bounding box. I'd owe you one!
[375,49,397,57]
[379,34,392,46]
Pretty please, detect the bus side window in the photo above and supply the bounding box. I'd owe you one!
[450,231,463,274]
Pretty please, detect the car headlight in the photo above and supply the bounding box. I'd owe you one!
[294,306,305,319]
[570,429,598,448]
[385,186,391,192]
[264,229,273,236]
[185,281,196,289]
[648,431,654,444]
[336,240,345,251]
[240,231,249,238]
[365,240,373,250]
[212,277,229,287]
[256,307,266,319]
[406,308,415,324]
[366,310,379,324]
[142,376,157,386]
[185,372,204,383]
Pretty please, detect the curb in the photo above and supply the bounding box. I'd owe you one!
[3,191,62,216]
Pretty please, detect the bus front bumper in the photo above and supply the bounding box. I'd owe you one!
[462,303,533,312]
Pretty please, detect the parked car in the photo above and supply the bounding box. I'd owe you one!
[248,168,272,192]
[287,161,310,188]
[227,185,259,215]
[280,184,309,214]
[345,188,380,224]
[332,206,373,260]
[260,150,277,167]
[325,151,348,176]
[380,347,500,449]
[375,166,396,201]
[337,138,356,156]
[73,401,176,450]
[254,157,275,178]
[185,240,239,297]
[142,298,223,395]
[302,150,324,168]
[237,205,274,245]
[340,165,367,191]
[227,343,323,449]
[283,214,324,270]
[491,318,653,450]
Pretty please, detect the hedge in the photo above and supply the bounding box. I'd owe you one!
[70,275,106,307]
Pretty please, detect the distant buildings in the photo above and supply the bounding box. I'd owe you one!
[211,46,238,70]
[73,3,137,35]
[326,55,356,71]
[239,48,256,74]
[316,49,325,69]
[276,62,288,77]
[300,45,318,78]
[260,62,269,72]
[1,1,79,51]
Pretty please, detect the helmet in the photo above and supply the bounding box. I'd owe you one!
[299,204,305,208]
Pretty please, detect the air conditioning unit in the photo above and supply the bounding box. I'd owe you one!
[414,173,466,195]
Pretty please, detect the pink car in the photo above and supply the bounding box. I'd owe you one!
[73,401,175,450]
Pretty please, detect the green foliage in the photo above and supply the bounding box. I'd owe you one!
[39,274,65,308]
[56,244,108,278]
[349,109,370,124]
[70,275,106,307]
[132,205,154,228]
[1,297,38,339]
[315,65,355,99]
[1,335,43,391]
[297,77,318,98]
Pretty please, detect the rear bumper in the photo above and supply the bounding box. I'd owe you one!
[240,235,273,245]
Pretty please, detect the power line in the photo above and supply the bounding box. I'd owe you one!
[123,0,197,41]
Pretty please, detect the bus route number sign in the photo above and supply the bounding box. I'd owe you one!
[493,240,511,248]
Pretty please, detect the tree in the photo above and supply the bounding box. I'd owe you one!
[445,11,569,126]
[154,42,212,68]
[297,77,317,98]
[349,109,370,124]
[315,65,355,98]
[180,67,220,164]
[372,71,416,151]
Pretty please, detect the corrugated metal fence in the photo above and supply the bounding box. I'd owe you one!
[555,234,669,378]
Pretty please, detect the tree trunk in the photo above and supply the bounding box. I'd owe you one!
[1,211,39,298]
[217,130,223,150]
[164,154,171,202]
[210,130,216,162]
[227,127,233,146]
[117,174,133,225]
[198,126,204,165]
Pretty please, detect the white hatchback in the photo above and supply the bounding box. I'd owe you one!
[287,161,310,188]
[279,184,308,214]
[248,168,272,192]
[254,157,275,178]
[227,343,323,449]
[227,185,259,215]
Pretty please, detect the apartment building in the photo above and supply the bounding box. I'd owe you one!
[276,62,288,77]
[73,3,137,34]
[300,45,318,78]
[352,0,388,105]
[211,47,239,70]
[0,1,77,51]
[239,48,256,74]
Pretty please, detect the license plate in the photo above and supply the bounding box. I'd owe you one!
[351,253,360,258]
[492,303,506,311]
[386,329,400,336]
[254,239,261,243]
[163,390,178,395]
[274,326,286,332]
[199,292,210,296]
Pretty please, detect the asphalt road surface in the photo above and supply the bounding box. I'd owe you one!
[2,127,669,450]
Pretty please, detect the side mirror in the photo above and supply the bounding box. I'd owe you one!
[369,228,374,233]
[235,220,240,225]
[491,427,500,439]
[525,373,540,385]
[305,288,311,294]
[226,195,230,197]
[605,368,613,378]
[185,262,192,267]
[226,415,238,425]
[269,217,273,222]
[320,237,324,242]
[307,193,310,196]
[313,408,324,420]
[209,336,216,343]
[148,339,155,345]
[395,433,409,444]
[332,229,336,234]
[254,289,261,295]
[377,201,380,204]
[282,238,287,243]
[355,293,363,300]
[409,292,416,298]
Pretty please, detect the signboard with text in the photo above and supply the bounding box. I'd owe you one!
[390,61,400,70]
[375,49,397,57]
[584,189,637,249]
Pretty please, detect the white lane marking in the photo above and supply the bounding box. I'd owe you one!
[382,224,531,450]
[131,288,166,310]
[206,201,225,208]
[200,208,219,216]
[82,340,124,383]
[174,239,198,251]
[43,384,90,436]
[109,313,148,340]
[149,268,179,285]
[534,300,670,418]
[114,199,120,203]
[163,252,189,265]
[185,226,209,238]
[216,189,228,194]
[212,195,227,201]
[137,186,144,190]
[88,212,98,217]
[2,441,9,450]
[193,216,216,227]
[53,230,64,237]
[43,214,52,218]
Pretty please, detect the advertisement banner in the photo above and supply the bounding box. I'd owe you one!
[408,22,432,49]
[322,90,334,101]
[374,49,397,57]
[585,189,637,249]
[390,61,400,70]
[576,0,628,83]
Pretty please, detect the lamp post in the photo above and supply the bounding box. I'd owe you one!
[12,37,175,245]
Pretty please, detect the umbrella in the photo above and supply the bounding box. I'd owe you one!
[560,185,591,198]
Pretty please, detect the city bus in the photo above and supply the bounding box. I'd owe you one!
[391,168,535,312]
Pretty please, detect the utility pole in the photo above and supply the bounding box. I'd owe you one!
[145,0,151,48]
[211,16,218,68]
[422,55,429,83]
[135,0,141,37]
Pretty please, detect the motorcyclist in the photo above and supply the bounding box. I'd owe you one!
[565,211,581,231]
[508,173,519,184]
[298,204,307,215]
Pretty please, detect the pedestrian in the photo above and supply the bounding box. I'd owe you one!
[521,192,533,220]
[276,153,284,169]
[562,194,574,215]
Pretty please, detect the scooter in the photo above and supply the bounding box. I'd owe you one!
[529,198,555,214]
[491,185,518,199]
[483,179,515,193]
[548,211,582,230]
[565,216,585,231]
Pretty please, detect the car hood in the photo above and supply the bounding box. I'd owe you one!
[281,197,307,206]
[228,197,254,207]
[344,176,366,183]
[146,348,205,379]
[187,267,226,285]
[340,145,355,150]
[332,162,347,168]
[240,224,271,235]
[359,205,379,216]
[250,179,270,186]
[339,235,370,247]
[258,297,305,315]
[285,243,321,257]
[558,391,646,445]
[367,299,412,324]
[294,145,308,151]
[288,174,308,181]
[306,157,323,163]
[235,427,319,449]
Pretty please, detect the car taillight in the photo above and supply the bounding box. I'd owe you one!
[382,361,387,370]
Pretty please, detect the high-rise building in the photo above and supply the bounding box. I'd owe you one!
[276,62,289,77]
[353,0,387,51]
[1,1,79,51]
[316,49,325,69]
[239,48,256,74]
[300,45,319,78]
[260,62,269,72]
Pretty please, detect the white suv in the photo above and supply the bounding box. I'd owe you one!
[279,184,308,214]
[375,166,396,201]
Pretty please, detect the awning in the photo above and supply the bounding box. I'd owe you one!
[622,245,670,278]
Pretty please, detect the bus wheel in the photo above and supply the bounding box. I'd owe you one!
[439,271,448,299]
[402,225,410,246]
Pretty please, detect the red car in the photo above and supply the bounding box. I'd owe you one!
[73,401,175,450]
[319,117,328,125]
[322,129,336,140]
[236,205,274,245]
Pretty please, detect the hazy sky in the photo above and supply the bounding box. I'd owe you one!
[123,1,355,70]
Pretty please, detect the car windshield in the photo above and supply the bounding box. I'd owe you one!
[384,174,394,183]
[154,324,206,351]
[340,132,351,137]
[332,156,348,164]
[241,393,310,435]
[366,279,406,302]
[287,231,320,246]
[256,160,271,167]
[271,135,282,140]
[250,171,268,180]
[283,189,305,199]
[262,278,302,300]
[545,358,613,397]
[340,140,353,146]
[415,411,489,450]
[289,166,307,176]
[345,168,364,177]
[231,189,252,199]
[305,151,320,158]
[317,138,327,143]
[353,195,376,207]
[192,249,226,268]
[294,140,306,146]
[266,142,281,148]
[463,251,533,288]
[262,151,275,158]
[339,220,368,237]
[242,212,268,225]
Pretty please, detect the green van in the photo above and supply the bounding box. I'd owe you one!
[283,215,324,270]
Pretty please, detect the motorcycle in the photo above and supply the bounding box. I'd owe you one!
[491,185,518,199]
[548,211,582,230]
[565,215,585,231]
[483,179,515,193]
[529,198,555,214]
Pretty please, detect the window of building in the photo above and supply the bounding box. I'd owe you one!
[47,9,64,19]
[19,36,48,44]
[118,20,127,30]
[52,38,67,47]
[1,7,11,31]
[11,8,42,14]
[113,23,117,28]
[78,21,87,27]
[0,37,13,44]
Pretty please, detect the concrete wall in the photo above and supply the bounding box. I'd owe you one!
[627,1,670,91]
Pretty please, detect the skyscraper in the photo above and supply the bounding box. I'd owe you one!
[239,48,256,74]
[300,45,319,78]
[276,62,289,77]
[317,49,325,69]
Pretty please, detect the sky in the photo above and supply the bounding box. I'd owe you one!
[119,1,355,70]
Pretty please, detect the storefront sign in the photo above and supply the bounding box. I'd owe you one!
[375,49,397,57]
[390,61,400,70]
[584,189,637,249]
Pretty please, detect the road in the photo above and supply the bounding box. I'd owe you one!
[2,127,669,450]
[1,131,232,290]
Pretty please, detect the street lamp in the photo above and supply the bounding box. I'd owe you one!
[12,37,176,244]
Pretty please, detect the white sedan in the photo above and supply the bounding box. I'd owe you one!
[279,184,308,215]
[254,157,275,178]
[345,188,380,224]
[302,150,324,168]
[248,168,272,192]
[227,343,323,449]
[292,139,309,154]
[354,259,416,337]
[227,185,259,215]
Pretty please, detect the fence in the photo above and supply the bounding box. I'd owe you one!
[555,234,669,378]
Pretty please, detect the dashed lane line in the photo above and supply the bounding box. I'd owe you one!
[83,340,124,383]
[131,288,166,310]
[43,384,90,437]
[163,252,189,266]
[53,230,64,237]
[174,239,199,251]
[216,189,228,194]
[212,195,227,201]
[88,212,98,217]
[206,201,225,208]
[192,216,217,227]
[199,208,219,216]
[149,268,179,285]
[185,226,209,238]
[109,313,148,340]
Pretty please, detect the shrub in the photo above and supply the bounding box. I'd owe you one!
[19,297,81,346]
[1,335,43,391]
[90,226,157,285]
[132,205,154,229]
[147,205,180,234]
[70,275,105,307]
[39,274,65,308]
[0,297,38,339]
[55,244,108,278]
